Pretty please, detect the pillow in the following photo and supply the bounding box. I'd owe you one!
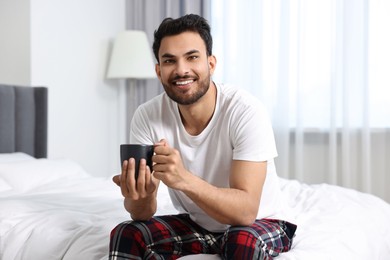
[0,158,90,192]
[0,152,35,163]
[0,153,35,192]
[0,177,12,192]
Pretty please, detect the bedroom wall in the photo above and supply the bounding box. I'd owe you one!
[0,0,126,178]
[30,0,126,178]
[0,0,31,85]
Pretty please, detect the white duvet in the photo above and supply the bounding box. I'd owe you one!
[0,155,390,260]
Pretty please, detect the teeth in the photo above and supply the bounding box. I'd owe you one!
[176,80,193,85]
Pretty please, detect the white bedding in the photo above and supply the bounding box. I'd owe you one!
[1,155,390,260]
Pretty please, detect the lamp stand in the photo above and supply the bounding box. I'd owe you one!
[118,80,127,145]
[125,78,137,143]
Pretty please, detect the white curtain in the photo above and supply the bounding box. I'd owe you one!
[210,0,390,202]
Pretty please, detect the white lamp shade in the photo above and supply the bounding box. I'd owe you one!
[107,30,156,79]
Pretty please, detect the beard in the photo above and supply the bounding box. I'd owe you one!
[161,75,211,105]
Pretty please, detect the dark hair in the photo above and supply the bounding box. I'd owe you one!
[152,14,213,63]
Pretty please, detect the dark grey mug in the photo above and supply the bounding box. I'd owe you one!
[120,144,154,180]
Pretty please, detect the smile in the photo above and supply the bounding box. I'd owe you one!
[174,79,194,85]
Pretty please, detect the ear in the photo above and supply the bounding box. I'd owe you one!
[208,55,217,75]
[155,63,162,81]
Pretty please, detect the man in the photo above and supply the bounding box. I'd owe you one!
[110,14,296,259]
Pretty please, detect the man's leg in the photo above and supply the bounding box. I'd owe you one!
[220,219,296,260]
[109,214,221,260]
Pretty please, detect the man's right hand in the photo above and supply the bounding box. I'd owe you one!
[113,158,159,200]
[113,158,160,220]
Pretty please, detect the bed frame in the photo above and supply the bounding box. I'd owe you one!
[0,84,48,158]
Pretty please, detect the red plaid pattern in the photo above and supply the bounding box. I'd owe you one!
[109,214,296,260]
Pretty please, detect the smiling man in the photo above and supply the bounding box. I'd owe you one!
[110,14,296,260]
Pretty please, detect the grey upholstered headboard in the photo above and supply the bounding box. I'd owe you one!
[0,84,48,158]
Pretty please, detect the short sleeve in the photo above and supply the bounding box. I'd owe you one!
[231,99,278,162]
[129,106,154,145]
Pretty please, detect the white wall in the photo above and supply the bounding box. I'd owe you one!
[0,0,31,85]
[0,0,126,177]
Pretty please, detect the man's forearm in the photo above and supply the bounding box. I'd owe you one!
[181,175,261,226]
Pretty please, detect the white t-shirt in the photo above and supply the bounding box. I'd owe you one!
[130,83,289,232]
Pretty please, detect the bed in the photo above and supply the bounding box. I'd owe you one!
[1,84,390,260]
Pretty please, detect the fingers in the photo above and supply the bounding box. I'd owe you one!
[154,141,173,157]
[136,159,147,192]
[144,164,151,186]
[120,159,136,197]
[118,158,156,200]
[155,139,168,147]
[146,172,159,193]
[154,139,169,154]
[153,147,180,165]
[136,159,156,198]
[119,160,128,196]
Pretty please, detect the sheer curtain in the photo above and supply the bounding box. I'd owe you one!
[210,0,390,202]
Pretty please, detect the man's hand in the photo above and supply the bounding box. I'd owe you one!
[113,158,158,200]
[152,139,191,190]
[113,157,160,220]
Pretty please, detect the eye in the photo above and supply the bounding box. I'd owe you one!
[162,59,175,64]
[188,55,199,61]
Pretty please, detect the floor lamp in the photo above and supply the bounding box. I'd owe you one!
[107,30,156,143]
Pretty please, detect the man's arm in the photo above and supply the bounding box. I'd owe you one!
[182,160,266,226]
[153,140,266,226]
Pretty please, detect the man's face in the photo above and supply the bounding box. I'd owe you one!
[155,31,216,105]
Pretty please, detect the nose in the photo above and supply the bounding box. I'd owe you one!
[173,59,190,76]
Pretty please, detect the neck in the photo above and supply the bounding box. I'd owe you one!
[178,82,217,136]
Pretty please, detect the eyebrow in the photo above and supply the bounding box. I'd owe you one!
[161,49,200,59]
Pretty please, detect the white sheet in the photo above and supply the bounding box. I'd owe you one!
[277,179,390,260]
[0,157,390,260]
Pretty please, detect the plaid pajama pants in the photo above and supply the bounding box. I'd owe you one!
[109,214,296,260]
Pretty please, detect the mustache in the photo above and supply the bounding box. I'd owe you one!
[171,75,197,81]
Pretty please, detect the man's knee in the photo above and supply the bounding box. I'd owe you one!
[221,226,268,260]
[222,226,259,247]
[110,221,146,253]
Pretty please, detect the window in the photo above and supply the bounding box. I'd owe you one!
[211,0,390,129]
